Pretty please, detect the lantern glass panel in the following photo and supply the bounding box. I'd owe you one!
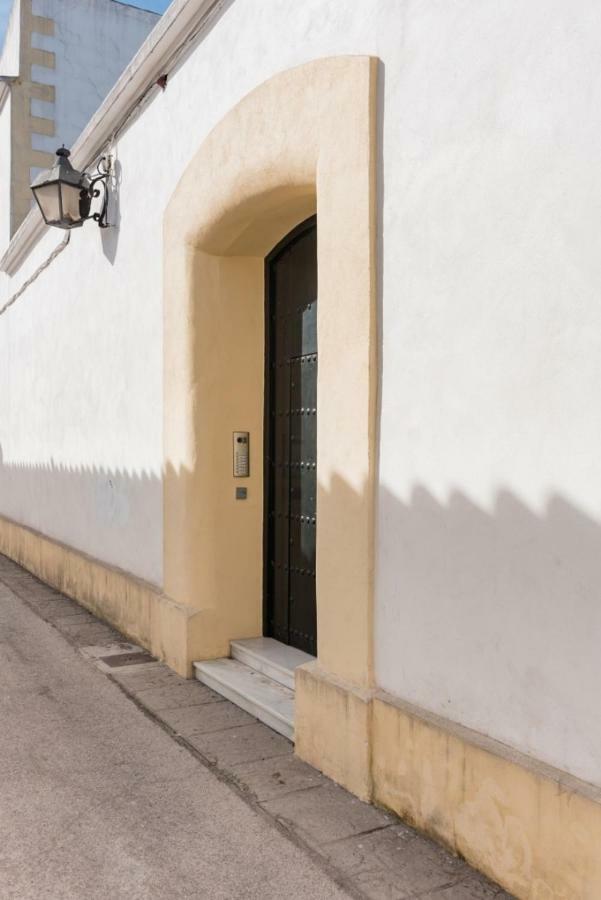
[32,182,61,224]
[60,182,84,225]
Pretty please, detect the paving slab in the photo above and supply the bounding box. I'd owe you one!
[161,701,257,738]
[232,751,327,801]
[79,645,162,675]
[53,612,100,626]
[323,824,467,899]
[129,681,224,712]
[0,573,61,603]
[20,589,68,603]
[110,663,189,691]
[58,622,122,646]
[421,876,513,899]
[262,782,393,849]
[187,721,294,766]
[29,598,82,619]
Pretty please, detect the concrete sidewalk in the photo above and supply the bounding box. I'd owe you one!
[0,555,511,899]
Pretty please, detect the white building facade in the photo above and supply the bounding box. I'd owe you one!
[1,2,601,897]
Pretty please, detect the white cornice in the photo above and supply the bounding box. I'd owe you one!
[0,0,223,276]
[0,76,15,112]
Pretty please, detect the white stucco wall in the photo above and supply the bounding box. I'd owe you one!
[375,0,601,789]
[31,0,159,153]
[0,92,11,248]
[1,0,601,787]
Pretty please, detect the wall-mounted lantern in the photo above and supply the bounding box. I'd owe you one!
[30,147,110,230]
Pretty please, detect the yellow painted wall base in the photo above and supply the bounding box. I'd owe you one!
[295,662,374,801]
[0,513,201,676]
[296,666,601,899]
[372,694,601,900]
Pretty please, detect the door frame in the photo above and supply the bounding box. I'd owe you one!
[163,54,377,798]
[262,214,318,646]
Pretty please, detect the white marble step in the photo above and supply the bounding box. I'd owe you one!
[194,657,295,740]
[230,637,314,690]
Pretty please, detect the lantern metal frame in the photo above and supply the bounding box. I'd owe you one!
[83,156,111,229]
[30,147,111,230]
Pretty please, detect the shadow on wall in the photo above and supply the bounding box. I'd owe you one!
[376,481,601,786]
[0,455,162,586]
[0,447,600,782]
[101,157,123,265]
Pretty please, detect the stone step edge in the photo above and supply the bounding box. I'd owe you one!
[194,658,294,741]
[230,639,298,690]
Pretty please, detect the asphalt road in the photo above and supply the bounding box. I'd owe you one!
[0,581,349,900]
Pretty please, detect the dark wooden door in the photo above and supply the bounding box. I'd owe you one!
[265,217,317,655]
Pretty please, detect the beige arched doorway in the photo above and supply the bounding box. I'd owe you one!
[163,55,378,796]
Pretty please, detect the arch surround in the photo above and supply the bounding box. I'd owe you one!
[163,56,378,796]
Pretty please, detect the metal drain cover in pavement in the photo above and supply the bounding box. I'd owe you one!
[99,651,155,668]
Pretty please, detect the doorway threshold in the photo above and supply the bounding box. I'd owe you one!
[194,638,315,741]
